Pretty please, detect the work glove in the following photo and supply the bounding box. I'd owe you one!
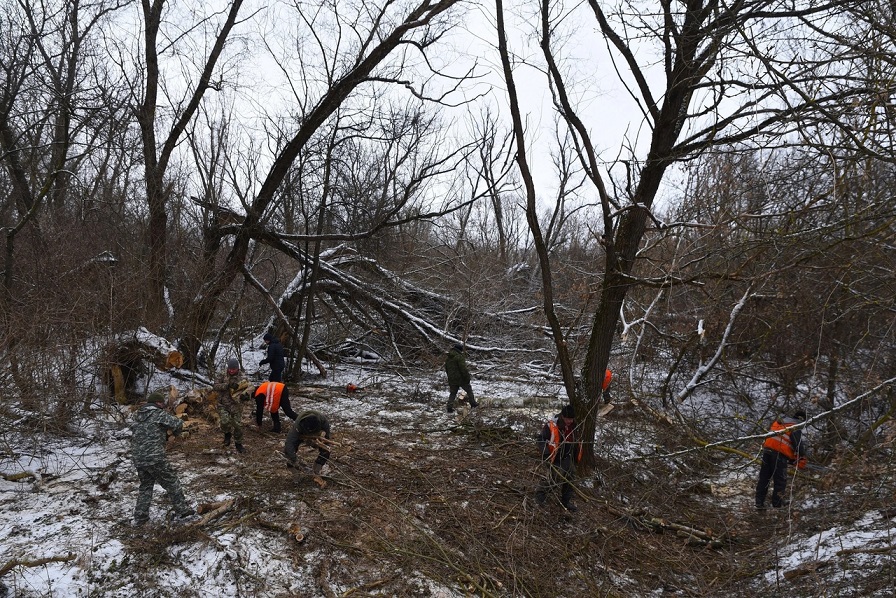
[797,457,808,470]
[229,382,239,391]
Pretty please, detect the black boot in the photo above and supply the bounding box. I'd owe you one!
[223,433,232,447]
[235,443,246,454]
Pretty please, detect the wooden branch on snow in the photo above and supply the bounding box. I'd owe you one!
[1,471,36,482]
[192,498,236,526]
[602,501,730,548]
[836,545,896,556]
[0,553,76,577]
[783,560,828,580]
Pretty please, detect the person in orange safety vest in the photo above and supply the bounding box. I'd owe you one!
[602,369,613,403]
[534,404,583,512]
[755,409,808,510]
[254,381,299,433]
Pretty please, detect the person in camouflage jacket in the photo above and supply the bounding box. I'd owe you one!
[213,357,251,453]
[444,343,477,413]
[130,392,195,525]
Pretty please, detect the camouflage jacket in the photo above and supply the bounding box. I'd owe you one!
[130,403,182,467]
[213,372,250,411]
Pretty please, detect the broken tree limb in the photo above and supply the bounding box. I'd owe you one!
[0,553,77,578]
[601,501,730,548]
[192,498,236,526]
[242,264,327,377]
[1,471,36,482]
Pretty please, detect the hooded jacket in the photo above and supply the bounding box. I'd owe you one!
[444,347,470,386]
[260,337,286,371]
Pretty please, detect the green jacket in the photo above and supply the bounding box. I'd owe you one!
[444,348,470,386]
[130,403,182,467]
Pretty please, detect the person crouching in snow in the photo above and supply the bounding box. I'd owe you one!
[534,404,583,512]
[213,357,251,453]
[254,381,298,432]
[130,392,196,526]
[284,411,332,476]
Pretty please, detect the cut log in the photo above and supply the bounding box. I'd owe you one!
[101,327,185,402]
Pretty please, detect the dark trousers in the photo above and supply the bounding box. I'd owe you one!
[536,455,575,506]
[255,388,298,431]
[269,368,283,382]
[447,381,475,409]
[756,449,790,507]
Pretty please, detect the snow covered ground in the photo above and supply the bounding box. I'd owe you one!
[2,351,895,596]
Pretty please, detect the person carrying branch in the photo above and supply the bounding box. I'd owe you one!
[254,381,299,433]
[213,357,251,454]
[260,332,286,382]
[444,343,478,413]
[130,392,196,526]
[284,410,333,475]
[755,409,808,510]
[534,404,583,512]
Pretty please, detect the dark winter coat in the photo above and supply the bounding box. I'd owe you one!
[260,337,286,371]
[444,348,470,386]
[284,410,332,467]
[130,404,182,467]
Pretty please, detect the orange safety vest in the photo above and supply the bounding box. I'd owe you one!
[602,369,612,391]
[763,420,798,460]
[546,420,583,464]
[255,382,285,413]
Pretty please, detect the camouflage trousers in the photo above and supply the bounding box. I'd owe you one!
[218,404,244,443]
[133,460,191,523]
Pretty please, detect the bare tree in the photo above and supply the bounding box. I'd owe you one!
[182,0,470,354]
[134,0,245,331]
[494,0,884,464]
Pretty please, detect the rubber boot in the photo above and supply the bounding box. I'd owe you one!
[223,433,232,447]
[235,443,246,454]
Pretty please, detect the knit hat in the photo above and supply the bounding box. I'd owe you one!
[226,357,239,371]
[560,404,575,419]
[793,409,807,421]
[298,413,323,434]
[263,333,274,343]
[147,391,166,404]
[452,343,463,352]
